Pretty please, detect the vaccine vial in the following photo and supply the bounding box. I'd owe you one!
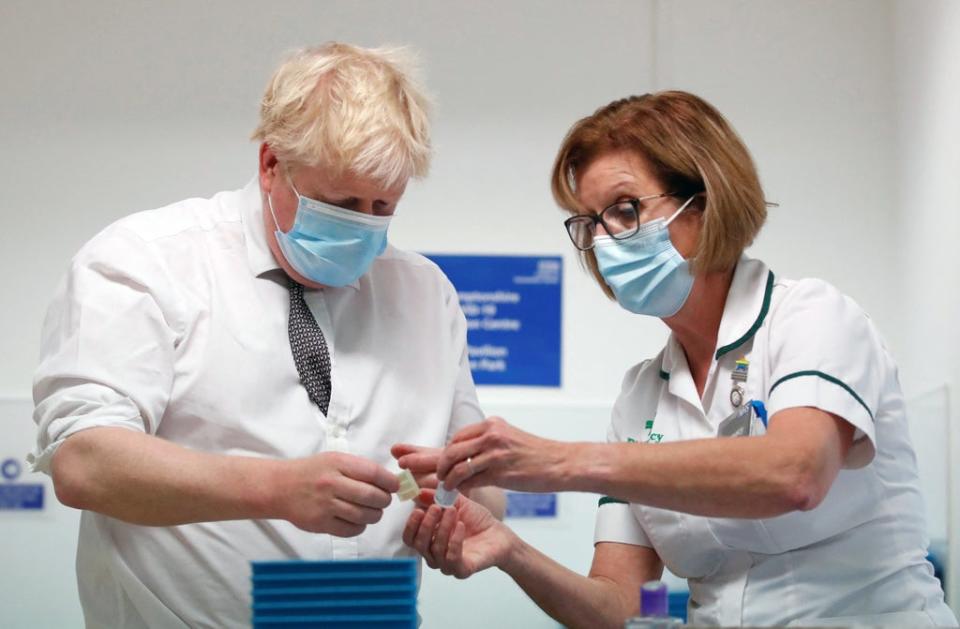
[434,485,459,508]
[624,581,683,628]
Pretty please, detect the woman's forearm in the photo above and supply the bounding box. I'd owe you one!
[564,439,805,517]
[556,408,852,518]
[499,539,634,629]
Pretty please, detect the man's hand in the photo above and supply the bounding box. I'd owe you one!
[274,452,400,537]
[402,489,516,579]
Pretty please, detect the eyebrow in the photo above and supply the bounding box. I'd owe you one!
[594,184,637,211]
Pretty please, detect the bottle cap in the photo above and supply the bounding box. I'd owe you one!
[640,580,668,617]
[396,469,419,501]
[434,485,459,508]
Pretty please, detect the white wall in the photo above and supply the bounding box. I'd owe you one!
[1,0,904,405]
[1,0,954,626]
[892,0,960,607]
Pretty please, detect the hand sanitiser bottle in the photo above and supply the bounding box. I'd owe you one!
[624,581,683,628]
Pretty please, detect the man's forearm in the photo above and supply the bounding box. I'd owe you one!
[51,427,280,525]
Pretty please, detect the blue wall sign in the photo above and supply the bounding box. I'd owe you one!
[425,254,562,387]
[505,491,558,518]
[1,456,44,511]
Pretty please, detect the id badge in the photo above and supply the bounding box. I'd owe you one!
[718,400,768,438]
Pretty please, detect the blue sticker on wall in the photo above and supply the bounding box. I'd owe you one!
[425,255,562,386]
[0,457,44,511]
[505,492,558,518]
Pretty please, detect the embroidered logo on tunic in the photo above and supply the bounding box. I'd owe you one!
[640,419,663,444]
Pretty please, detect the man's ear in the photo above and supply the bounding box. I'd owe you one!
[258,143,280,194]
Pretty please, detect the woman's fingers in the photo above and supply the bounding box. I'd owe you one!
[456,469,496,494]
[415,472,439,490]
[448,420,492,444]
[448,521,468,577]
[431,507,459,574]
[402,508,425,548]
[443,451,492,489]
[390,443,419,458]
[437,438,485,481]
[414,505,444,567]
[396,451,440,474]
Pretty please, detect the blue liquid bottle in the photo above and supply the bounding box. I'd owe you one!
[624,581,683,628]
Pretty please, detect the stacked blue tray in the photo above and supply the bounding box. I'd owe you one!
[251,558,418,628]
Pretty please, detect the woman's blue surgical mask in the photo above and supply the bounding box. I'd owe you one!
[267,179,392,287]
[594,195,697,317]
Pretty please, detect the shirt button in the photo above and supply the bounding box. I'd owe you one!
[332,426,345,438]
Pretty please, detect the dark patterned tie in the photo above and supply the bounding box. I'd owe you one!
[288,279,332,415]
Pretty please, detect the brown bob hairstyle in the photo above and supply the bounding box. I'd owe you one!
[551,90,768,300]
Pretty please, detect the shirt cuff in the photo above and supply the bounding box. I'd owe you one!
[594,498,652,547]
[29,419,145,474]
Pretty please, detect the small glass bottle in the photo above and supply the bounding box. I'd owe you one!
[624,581,683,628]
[434,484,459,508]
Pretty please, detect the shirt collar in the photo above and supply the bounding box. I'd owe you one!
[660,256,774,379]
[713,256,774,360]
[239,176,281,278]
[238,176,360,290]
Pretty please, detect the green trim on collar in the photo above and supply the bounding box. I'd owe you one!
[769,370,874,421]
[658,369,670,381]
[715,270,775,360]
[598,496,628,507]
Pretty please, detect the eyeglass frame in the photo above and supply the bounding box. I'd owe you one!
[563,192,680,251]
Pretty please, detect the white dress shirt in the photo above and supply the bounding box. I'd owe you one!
[30,178,484,628]
[594,257,957,627]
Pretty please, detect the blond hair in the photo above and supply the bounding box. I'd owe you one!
[252,42,431,187]
[551,91,768,299]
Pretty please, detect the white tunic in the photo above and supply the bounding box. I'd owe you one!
[594,256,957,627]
[30,178,483,628]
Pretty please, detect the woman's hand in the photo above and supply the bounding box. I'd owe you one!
[402,489,517,578]
[436,417,569,492]
[391,443,441,490]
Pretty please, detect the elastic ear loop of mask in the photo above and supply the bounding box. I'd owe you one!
[266,190,283,232]
[663,194,698,227]
[266,169,302,231]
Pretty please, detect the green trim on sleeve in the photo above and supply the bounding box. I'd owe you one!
[769,370,874,421]
[598,496,628,507]
[716,270,775,360]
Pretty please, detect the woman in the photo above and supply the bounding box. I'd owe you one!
[397,91,957,627]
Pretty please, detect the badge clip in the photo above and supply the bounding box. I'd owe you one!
[730,358,749,407]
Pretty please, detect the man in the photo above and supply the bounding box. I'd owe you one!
[30,42,502,628]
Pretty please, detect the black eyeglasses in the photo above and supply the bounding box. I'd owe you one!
[563,192,676,251]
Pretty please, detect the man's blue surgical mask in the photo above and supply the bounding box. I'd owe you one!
[594,195,697,318]
[267,179,392,287]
